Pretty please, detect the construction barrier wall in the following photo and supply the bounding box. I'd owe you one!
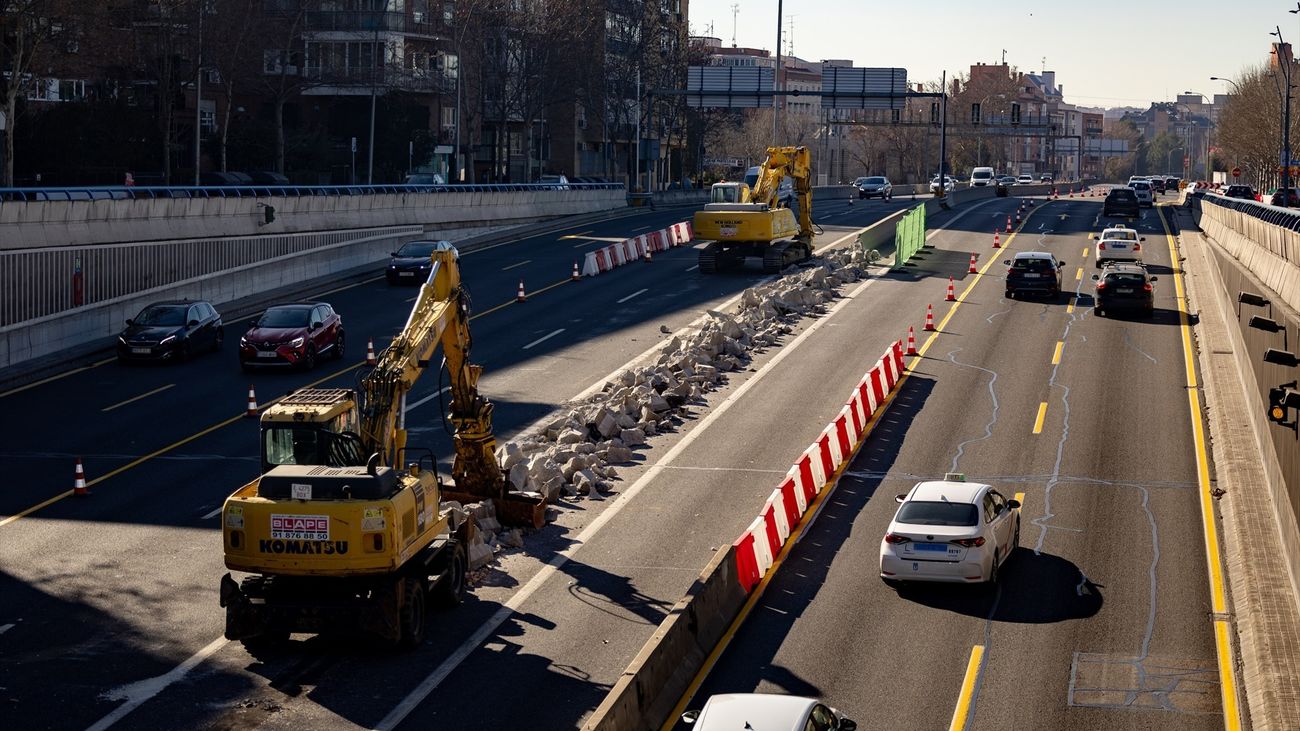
[892,205,927,269]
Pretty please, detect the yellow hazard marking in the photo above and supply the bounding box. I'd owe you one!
[1066,297,1076,314]
[948,645,986,731]
[1083,247,1089,257]
[1032,402,1048,434]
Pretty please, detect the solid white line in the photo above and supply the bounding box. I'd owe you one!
[501,260,531,271]
[407,386,452,412]
[686,264,700,272]
[616,288,649,304]
[101,384,175,413]
[201,506,222,520]
[522,329,565,350]
[0,623,13,635]
[87,637,229,731]
[375,262,885,731]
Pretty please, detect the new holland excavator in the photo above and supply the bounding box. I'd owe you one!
[694,145,815,273]
[218,241,542,649]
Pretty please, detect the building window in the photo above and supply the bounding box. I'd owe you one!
[200,108,217,133]
[442,106,455,130]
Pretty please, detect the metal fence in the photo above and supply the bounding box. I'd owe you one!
[0,228,408,327]
[0,181,625,202]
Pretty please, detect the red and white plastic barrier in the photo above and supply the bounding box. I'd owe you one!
[732,340,906,592]
[581,221,694,277]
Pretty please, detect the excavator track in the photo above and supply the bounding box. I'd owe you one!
[762,240,812,274]
[698,242,745,274]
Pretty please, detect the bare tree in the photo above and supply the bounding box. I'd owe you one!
[251,2,323,175]
[0,0,72,185]
[205,0,258,172]
[1217,62,1298,190]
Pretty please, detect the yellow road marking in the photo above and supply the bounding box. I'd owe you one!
[1066,296,1076,314]
[1014,491,1025,506]
[1082,247,1089,257]
[948,645,986,731]
[102,383,174,412]
[1032,402,1048,434]
[501,259,531,271]
[0,357,115,399]
[1075,267,1083,281]
[1155,205,1241,730]
[1051,341,1063,365]
[557,230,593,239]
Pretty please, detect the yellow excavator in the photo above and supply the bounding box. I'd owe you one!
[693,146,815,273]
[218,241,542,649]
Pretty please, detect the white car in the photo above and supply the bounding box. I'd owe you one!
[879,474,1020,585]
[929,176,955,194]
[1093,226,1145,267]
[1127,179,1154,207]
[1017,174,1034,185]
[682,694,857,731]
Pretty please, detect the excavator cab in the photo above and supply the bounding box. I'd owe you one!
[709,182,750,205]
[258,388,366,473]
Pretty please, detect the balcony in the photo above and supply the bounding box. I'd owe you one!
[303,10,445,39]
[302,66,454,95]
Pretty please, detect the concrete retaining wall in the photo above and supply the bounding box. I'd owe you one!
[582,544,748,731]
[0,188,628,249]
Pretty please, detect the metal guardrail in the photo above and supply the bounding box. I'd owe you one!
[0,182,626,202]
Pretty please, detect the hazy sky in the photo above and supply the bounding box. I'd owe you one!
[688,0,1296,108]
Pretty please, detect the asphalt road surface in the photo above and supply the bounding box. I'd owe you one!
[676,193,1226,730]
[0,192,929,730]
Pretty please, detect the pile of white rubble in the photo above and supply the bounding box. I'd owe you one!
[459,249,874,570]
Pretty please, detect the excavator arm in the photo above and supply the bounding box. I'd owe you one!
[358,241,504,500]
[750,146,813,242]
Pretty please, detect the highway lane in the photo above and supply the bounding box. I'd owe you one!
[674,194,1226,730]
[0,194,921,729]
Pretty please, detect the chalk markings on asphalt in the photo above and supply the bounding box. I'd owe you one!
[949,645,986,731]
[522,329,565,350]
[1032,402,1048,434]
[87,637,229,731]
[501,259,531,271]
[945,349,1000,475]
[1051,341,1063,365]
[102,384,175,413]
[616,288,648,304]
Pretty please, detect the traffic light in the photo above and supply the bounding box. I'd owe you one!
[971,103,981,125]
[930,102,940,125]
[1269,386,1290,425]
[1010,102,1021,125]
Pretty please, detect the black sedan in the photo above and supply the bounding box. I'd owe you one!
[117,300,224,363]
[1004,252,1065,299]
[1103,188,1140,218]
[387,239,451,284]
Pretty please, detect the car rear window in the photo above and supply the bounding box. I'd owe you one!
[1104,273,1146,285]
[1104,230,1137,241]
[397,242,438,257]
[896,501,979,527]
[258,308,311,328]
[1109,190,1137,201]
[1012,257,1054,271]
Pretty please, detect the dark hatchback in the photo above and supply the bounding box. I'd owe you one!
[1147,177,1166,194]
[1224,184,1256,200]
[239,303,345,371]
[1005,252,1065,299]
[386,239,450,284]
[1103,188,1140,218]
[117,300,224,363]
[1092,262,1156,317]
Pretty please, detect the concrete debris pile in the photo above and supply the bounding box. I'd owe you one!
[471,249,874,570]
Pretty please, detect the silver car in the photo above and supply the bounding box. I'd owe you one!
[856,175,893,200]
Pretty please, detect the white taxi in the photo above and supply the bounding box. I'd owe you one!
[879,474,1020,586]
[1092,226,1145,267]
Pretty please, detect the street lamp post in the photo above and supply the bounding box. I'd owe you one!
[1273,26,1293,206]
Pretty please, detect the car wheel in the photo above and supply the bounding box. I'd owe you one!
[1094,307,1104,317]
[302,346,317,371]
[398,577,428,649]
[988,555,1001,585]
[1013,518,1021,551]
[333,332,346,361]
[1145,305,1154,319]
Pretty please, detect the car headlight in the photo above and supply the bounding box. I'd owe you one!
[159,335,177,346]
[290,336,305,348]
[239,336,248,346]
[118,336,127,345]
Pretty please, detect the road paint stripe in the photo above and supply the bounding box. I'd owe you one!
[86,637,229,731]
[1051,341,1063,365]
[557,230,594,239]
[1075,267,1083,281]
[1083,247,1089,257]
[686,264,699,272]
[102,384,175,413]
[616,288,648,304]
[948,645,986,731]
[1032,402,1048,434]
[1155,206,1241,730]
[571,237,627,248]
[0,357,116,399]
[1066,297,1076,315]
[201,506,222,520]
[522,329,565,350]
[501,259,531,271]
[0,623,14,635]
[1014,492,1025,506]
[382,268,890,731]
[406,386,452,412]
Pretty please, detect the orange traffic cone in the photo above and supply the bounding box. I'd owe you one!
[993,230,1001,248]
[571,260,581,281]
[1005,215,1012,233]
[968,252,979,273]
[516,279,527,303]
[1068,188,1073,198]
[73,458,89,497]
[906,326,918,356]
[945,276,956,302]
[245,385,258,418]
[366,338,377,366]
[923,303,935,332]
[644,243,653,263]
[1054,189,1060,200]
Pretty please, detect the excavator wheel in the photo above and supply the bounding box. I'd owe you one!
[398,576,428,649]
[239,629,289,652]
[432,541,468,608]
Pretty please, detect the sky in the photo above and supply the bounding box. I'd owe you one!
[687,0,1297,108]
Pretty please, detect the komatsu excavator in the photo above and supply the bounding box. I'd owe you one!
[218,241,542,649]
[693,146,815,273]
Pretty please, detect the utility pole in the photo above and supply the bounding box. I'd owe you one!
[194,2,203,185]
[938,70,948,200]
[773,0,782,143]
[1276,26,1293,205]
[636,66,642,191]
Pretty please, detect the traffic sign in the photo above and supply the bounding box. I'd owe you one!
[1232,167,1242,178]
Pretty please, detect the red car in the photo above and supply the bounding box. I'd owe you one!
[239,302,345,371]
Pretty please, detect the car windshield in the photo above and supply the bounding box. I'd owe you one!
[896,501,979,527]
[257,308,310,328]
[973,171,992,179]
[1012,258,1055,272]
[135,305,187,326]
[396,242,438,258]
[865,177,886,184]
